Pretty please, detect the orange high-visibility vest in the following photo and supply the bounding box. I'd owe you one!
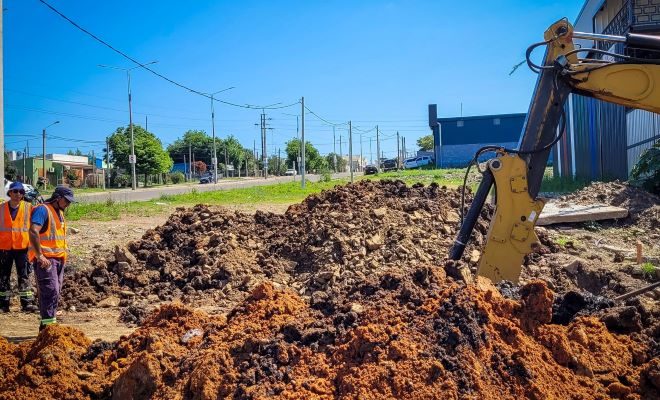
[0,201,32,250]
[27,203,67,263]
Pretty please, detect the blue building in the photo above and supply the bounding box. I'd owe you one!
[428,104,526,168]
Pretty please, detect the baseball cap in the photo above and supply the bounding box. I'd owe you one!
[7,181,25,196]
[53,186,76,203]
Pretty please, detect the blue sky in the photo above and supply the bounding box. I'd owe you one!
[4,0,583,162]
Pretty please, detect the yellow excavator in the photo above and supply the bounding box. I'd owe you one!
[449,19,660,284]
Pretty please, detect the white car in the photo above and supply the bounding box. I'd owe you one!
[403,158,418,169]
[285,169,297,176]
[416,156,434,168]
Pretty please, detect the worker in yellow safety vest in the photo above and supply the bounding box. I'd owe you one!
[0,182,38,312]
[28,186,75,330]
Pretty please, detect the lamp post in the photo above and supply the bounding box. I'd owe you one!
[42,120,60,189]
[99,61,158,190]
[208,86,235,183]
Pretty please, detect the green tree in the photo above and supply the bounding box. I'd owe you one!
[416,135,434,151]
[268,155,287,176]
[285,139,326,173]
[108,125,172,187]
[325,152,346,172]
[166,130,215,165]
[4,152,17,180]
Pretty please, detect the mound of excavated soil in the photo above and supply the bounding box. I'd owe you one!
[60,180,489,318]
[556,181,660,229]
[1,278,658,399]
[2,180,658,399]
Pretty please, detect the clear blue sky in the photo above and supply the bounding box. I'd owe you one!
[4,0,583,163]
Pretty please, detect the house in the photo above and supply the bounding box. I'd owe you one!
[428,104,526,168]
[15,154,96,187]
[553,0,660,180]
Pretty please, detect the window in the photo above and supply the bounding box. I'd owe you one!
[493,118,501,125]
[457,120,464,127]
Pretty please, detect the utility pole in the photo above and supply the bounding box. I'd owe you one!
[338,135,342,172]
[208,87,234,183]
[183,154,187,180]
[359,132,363,172]
[106,136,110,189]
[332,126,337,172]
[348,121,353,183]
[376,125,381,173]
[42,121,59,189]
[253,140,257,177]
[261,112,267,179]
[145,115,148,132]
[277,148,281,175]
[301,97,306,189]
[369,137,373,165]
[188,143,192,181]
[397,131,401,169]
[224,145,228,178]
[0,0,4,183]
[23,146,26,183]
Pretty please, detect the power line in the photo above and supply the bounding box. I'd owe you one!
[37,0,299,111]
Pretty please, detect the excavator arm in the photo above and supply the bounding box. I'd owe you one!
[449,19,660,283]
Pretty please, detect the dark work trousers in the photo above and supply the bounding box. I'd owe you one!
[33,258,65,325]
[0,249,33,310]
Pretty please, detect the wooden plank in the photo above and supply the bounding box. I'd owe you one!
[537,202,628,226]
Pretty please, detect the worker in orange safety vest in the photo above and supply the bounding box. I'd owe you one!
[28,186,75,330]
[0,182,38,312]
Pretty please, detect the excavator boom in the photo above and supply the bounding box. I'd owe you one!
[450,20,660,283]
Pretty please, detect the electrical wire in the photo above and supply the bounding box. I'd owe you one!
[37,0,299,110]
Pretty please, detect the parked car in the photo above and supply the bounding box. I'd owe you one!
[199,173,213,184]
[285,169,297,176]
[403,158,418,169]
[364,165,378,175]
[416,156,434,168]
[380,159,398,172]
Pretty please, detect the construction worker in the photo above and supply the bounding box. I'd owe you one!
[0,182,38,312]
[28,185,75,330]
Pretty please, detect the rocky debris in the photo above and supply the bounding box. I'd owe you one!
[60,180,490,314]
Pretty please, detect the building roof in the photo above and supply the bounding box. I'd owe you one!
[437,112,526,123]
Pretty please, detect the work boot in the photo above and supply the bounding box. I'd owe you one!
[0,299,9,313]
[21,302,39,313]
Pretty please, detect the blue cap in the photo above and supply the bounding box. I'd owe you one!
[53,185,76,203]
[7,181,25,196]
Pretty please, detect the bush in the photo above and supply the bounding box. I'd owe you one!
[319,170,332,183]
[114,174,130,188]
[631,141,660,195]
[169,172,185,184]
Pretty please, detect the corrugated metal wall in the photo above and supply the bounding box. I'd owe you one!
[554,94,628,180]
[627,109,660,173]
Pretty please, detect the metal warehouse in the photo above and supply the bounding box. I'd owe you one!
[428,104,526,168]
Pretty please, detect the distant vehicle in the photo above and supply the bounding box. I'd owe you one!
[403,158,418,169]
[199,173,213,184]
[285,169,297,176]
[380,159,398,172]
[364,165,378,175]
[416,156,434,168]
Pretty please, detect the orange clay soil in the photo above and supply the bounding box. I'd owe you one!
[0,278,657,399]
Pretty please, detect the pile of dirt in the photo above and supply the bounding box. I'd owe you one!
[1,278,658,399]
[556,181,660,229]
[60,180,489,319]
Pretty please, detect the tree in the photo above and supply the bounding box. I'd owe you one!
[66,148,84,156]
[4,152,17,180]
[268,155,287,176]
[166,130,215,165]
[285,139,326,173]
[108,125,172,186]
[325,152,346,172]
[192,160,207,174]
[416,135,434,151]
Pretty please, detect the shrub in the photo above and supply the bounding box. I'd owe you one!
[114,174,130,188]
[631,140,660,194]
[169,172,185,184]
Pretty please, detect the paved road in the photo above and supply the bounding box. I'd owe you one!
[75,172,358,204]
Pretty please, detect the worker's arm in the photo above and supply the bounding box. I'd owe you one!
[29,223,51,269]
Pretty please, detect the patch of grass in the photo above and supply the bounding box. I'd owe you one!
[555,236,570,246]
[641,262,657,278]
[362,168,470,187]
[540,175,591,194]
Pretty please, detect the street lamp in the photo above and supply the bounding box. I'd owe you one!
[207,86,235,183]
[99,61,158,190]
[42,120,60,189]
